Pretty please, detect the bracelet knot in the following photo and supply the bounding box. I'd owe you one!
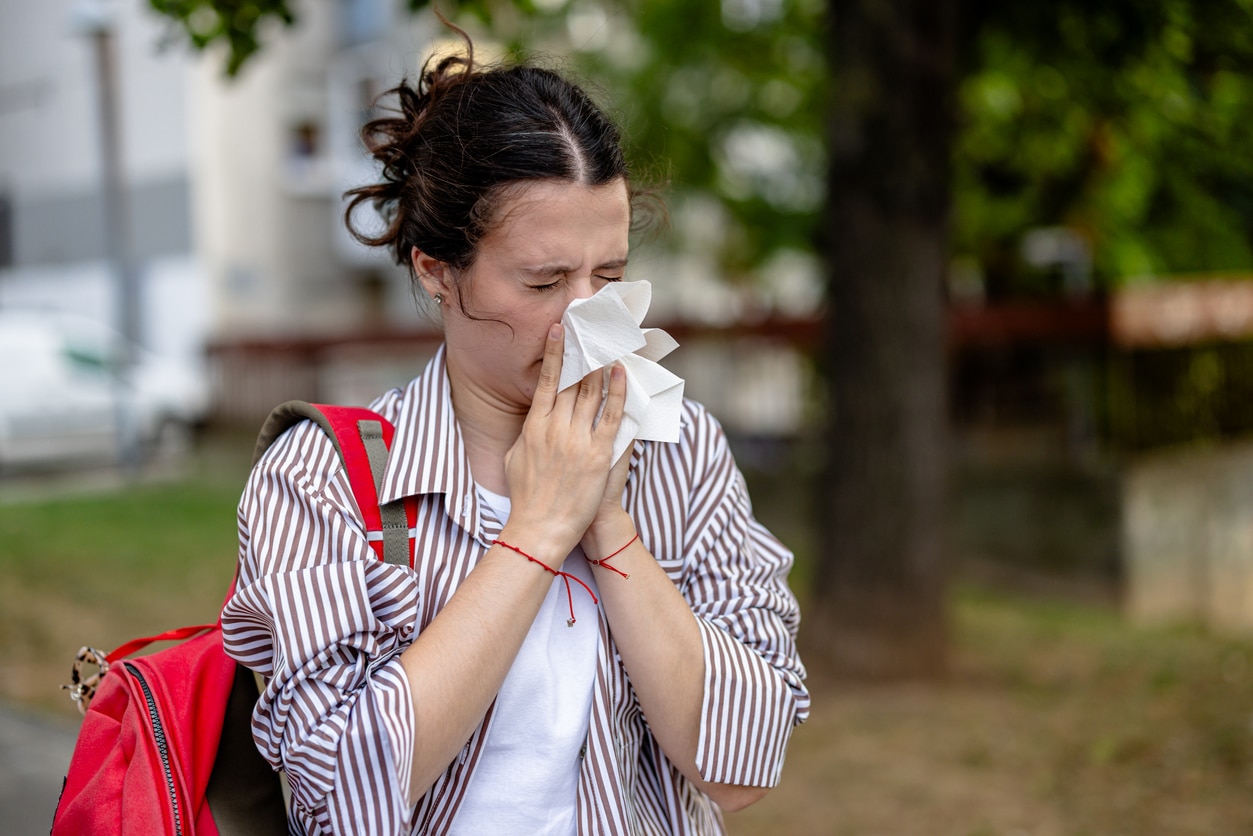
[588,532,637,579]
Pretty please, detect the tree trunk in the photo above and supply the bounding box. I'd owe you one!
[809,0,955,678]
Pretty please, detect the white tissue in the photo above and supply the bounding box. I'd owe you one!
[558,281,685,461]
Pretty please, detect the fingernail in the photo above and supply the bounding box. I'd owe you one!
[611,363,625,380]
[549,324,562,341]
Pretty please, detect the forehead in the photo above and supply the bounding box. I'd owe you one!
[480,179,630,257]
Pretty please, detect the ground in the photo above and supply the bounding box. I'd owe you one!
[4,443,1253,835]
[728,590,1253,836]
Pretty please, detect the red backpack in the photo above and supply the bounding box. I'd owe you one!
[52,401,418,836]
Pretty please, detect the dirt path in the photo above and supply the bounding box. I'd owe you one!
[728,611,1253,836]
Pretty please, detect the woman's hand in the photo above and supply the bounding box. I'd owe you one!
[503,323,628,563]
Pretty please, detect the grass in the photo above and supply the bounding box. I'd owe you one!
[4,435,1253,833]
[0,435,252,708]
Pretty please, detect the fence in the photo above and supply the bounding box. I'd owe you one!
[207,280,1253,454]
[206,316,825,440]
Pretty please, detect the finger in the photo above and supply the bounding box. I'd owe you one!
[608,440,633,480]
[597,440,634,512]
[532,323,565,414]
[571,367,605,426]
[594,362,628,439]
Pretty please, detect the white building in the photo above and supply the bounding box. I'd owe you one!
[0,0,432,352]
[191,0,444,338]
[0,0,206,365]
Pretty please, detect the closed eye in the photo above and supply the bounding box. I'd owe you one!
[527,275,623,292]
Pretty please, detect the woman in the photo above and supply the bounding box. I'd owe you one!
[222,36,809,835]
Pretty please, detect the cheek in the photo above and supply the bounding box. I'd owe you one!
[523,301,567,342]
[469,296,565,365]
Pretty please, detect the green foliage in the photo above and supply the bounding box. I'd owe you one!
[955,0,1253,291]
[0,481,240,592]
[406,0,827,279]
[148,0,297,76]
[575,0,827,277]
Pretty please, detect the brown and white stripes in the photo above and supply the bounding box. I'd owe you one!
[222,346,810,835]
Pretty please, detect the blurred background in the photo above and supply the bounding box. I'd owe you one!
[3,0,1253,833]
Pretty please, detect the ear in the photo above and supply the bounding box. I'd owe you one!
[411,247,455,302]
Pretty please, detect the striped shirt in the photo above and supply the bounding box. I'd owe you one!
[222,346,810,835]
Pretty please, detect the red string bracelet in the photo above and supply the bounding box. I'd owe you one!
[493,539,598,627]
[588,532,638,579]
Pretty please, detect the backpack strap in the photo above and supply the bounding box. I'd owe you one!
[254,400,418,567]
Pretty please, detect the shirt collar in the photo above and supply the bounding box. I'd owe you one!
[378,345,489,540]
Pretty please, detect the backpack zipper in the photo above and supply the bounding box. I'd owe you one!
[124,662,184,836]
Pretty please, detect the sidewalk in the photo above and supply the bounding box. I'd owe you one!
[0,702,77,835]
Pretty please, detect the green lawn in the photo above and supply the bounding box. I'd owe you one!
[0,436,252,709]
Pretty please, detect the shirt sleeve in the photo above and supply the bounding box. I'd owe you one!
[221,420,421,834]
[676,404,810,789]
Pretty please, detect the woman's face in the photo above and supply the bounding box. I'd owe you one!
[425,177,632,413]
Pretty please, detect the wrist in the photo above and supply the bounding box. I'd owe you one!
[490,534,598,627]
[582,510,636,562]
[496,522,576,568]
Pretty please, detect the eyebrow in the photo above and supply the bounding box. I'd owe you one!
[522,257,629,278]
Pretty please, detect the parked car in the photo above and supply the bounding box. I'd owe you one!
[0,308,209,470]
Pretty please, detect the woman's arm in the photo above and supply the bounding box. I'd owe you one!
[581,408,808,811]
[582,508,769,811]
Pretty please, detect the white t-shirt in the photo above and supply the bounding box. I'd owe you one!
[447,487,600,836]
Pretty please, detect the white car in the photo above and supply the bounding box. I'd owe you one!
[0,309,209,470]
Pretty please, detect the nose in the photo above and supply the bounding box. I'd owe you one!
[569,275,599,301]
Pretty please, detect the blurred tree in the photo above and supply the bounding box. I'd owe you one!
[808,0,954,678]
[558,0,827,279]
[812,0,1253,678]
[150,0,1253,679]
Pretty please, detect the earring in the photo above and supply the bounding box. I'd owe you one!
[434,293,444,305]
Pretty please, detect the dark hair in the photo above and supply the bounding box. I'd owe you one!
[344,34,634,287]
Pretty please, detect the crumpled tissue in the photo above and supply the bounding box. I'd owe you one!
[558,280,684,462]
